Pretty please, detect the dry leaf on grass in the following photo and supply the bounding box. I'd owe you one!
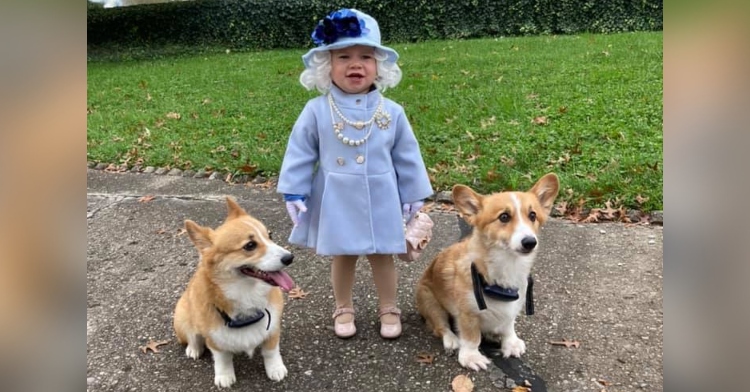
[140,339,169,354]
[166,112,181,120]
[416,352,434,364]
[138,195,155,203]
[549,339,580,348]
[287,287,308,299]
[601,200,619,220]
[451,374,474,392]
[532,116,548,125]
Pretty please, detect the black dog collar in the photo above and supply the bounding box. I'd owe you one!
[471,263,534,315]
[216,307,271,330]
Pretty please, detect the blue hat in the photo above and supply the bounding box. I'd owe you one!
[302,9,399,68]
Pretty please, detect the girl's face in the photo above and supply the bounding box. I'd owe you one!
[330,45,377,94]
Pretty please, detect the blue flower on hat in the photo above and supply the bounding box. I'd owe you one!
[302,9,398,68]
[311,9,370,46]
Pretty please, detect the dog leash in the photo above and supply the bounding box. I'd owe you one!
[471,263,535,315]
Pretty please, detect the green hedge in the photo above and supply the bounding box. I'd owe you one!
[88,0,662,58]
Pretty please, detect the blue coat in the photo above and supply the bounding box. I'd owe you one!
[277,86,434,256]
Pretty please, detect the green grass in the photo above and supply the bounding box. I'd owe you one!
[87,32,663,212]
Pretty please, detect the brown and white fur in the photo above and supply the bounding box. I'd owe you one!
[174,197,295,387]
[416,173,559,371]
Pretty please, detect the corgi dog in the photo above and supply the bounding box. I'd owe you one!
[416,173,559,371]
[174,197,295,388]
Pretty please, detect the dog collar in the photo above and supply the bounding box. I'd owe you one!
[216,307,271,330]
[471,263,534,315]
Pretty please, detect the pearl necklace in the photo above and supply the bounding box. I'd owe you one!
[328,93,391,147]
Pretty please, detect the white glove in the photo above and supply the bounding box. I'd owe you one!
[402,201,424,223]
[285,200,307,226]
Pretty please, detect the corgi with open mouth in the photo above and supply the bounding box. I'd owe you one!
[174,197,295,387]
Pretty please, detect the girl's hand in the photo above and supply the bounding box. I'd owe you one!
[286,200,308,226]
[402,201,424,223]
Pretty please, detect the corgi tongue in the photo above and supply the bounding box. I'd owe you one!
[266,270,294,292]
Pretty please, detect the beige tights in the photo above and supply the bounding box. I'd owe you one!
[331,254,399,325]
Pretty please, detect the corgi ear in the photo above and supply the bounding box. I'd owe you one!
[225,197,248,220]
[529,173,560,214]
[184,220,213,251]
[452,185,483,223]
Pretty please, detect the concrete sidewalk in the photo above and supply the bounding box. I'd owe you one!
[86,169,663,392]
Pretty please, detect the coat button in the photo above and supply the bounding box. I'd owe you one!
[336,157,345,166]
[355,99,361,105]
[355,155,365,164]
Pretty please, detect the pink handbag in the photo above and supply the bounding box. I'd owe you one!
[397,212,434,262]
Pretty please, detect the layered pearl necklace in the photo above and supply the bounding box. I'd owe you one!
[328,93,391,147]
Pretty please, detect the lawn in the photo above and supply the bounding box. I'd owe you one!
[87,32,663,212]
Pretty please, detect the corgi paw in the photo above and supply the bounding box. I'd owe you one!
[185,345,203,359]
[501,336,526,358]
[458,349,491,371]
[442,332,460,353]
[214,373,236,388]
[265,363,288,381]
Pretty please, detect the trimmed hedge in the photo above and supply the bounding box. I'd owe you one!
[88,0,662,58]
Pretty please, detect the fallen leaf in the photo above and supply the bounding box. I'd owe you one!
[287,287,308,299]
[582,209,601,223]
[600,200,619,220]
[480,116,496,129]
[451,374,474,392]
[138,195,156,203]
[239,164,257,173]
[554,201,568,216]
[532,116,548,125]
[140,339,169,354]
[597,379,611,386]
[416,352,434,364]
[549,339,580,348]
[617,206,631,223]
[166,112,181,120]
[635,194,649,204]
[176,228,187,236]
[499,156,515,166]
[156,228,167,234]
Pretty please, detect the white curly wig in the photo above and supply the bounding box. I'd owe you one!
[299,48,402,94]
